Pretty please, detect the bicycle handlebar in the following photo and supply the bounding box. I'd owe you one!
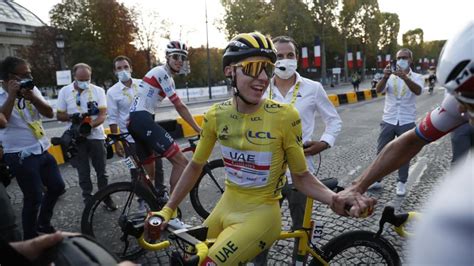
[377,206,418,238]
[138,225,209,265]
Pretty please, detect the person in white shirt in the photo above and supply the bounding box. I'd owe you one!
[106,56,164,194]
[372,48,423,196]
[255,35,342,264]
[0,56,65,240]
[56,63,116,209]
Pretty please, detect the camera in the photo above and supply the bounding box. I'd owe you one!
[19,79,34,90]
[51,113,92,161]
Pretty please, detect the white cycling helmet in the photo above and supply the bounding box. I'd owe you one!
[165,41,188,56]
[437,20,474,104]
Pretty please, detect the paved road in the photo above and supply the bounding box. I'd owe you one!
[6,86,451,265]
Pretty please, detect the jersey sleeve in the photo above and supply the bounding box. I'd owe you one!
[192,105,217,164]
[145,68,180,103]
[282,105,307,174]
[416,95,467,142]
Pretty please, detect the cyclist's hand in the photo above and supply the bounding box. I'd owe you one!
[330,188,377,218]
[147,206,176,230]
[114,143,125,157]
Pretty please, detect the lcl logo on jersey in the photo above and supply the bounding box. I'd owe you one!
[263,103,282,113]
[246,130,276,145]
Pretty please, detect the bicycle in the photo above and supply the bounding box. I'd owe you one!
[80,133,224,259]
[139,178,418,265]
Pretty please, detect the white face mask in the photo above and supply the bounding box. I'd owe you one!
[116,70,131,82]
[76,80,90,90]
[274,59,298,80]
[397,59,409,70]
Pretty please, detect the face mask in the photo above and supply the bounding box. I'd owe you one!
[116,70,131,82]
[274,59,297,80]
[397,59,409,70]
[76,80,90,90]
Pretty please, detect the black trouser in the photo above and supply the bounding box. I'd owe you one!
[75,139,108,203]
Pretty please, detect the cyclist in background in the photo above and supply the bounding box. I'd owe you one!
[333,21,474,217]
[127,41,201,193]
[150,32,375,265]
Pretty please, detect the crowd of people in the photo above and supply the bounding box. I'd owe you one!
[0,19,472,265]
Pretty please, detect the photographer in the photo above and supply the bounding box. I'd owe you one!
[0,56,65,240]
[372,48,423,196]
[56,63,115,209]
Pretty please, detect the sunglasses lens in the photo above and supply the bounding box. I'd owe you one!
[241,61,274,78]
[172,54,187,61]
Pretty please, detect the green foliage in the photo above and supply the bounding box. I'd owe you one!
[174,47,225,88]
[378,12,399,54]
[18,26,59,87]
[220,0,270,39]
[48,0,145,86]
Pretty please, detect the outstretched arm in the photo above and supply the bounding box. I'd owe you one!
[352,129,427,193]
[331,129,427,216]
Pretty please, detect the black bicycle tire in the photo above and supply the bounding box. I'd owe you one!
[310,230,401,266]
[80,182,160,259]
[189,159,225,219]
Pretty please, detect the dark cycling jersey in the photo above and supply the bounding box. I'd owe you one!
[416,94,468,142]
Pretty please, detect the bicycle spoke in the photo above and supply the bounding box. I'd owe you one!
[88,189,147,259]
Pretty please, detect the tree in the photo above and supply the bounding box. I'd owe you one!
[338,0,381,79]
[175,46,225,88]
[402,28,424,63]
[49,0,144,86]
[310,0,340,83]
[19,26,60,88]
[220,0,269,39]
[378,12,399,55]
[131,8,170,69]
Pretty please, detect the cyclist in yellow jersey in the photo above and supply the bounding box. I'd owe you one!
[149,32,376,265]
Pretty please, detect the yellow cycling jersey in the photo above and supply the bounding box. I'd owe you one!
[193,98,308,201]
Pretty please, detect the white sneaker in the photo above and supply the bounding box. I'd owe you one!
[368,181,383,190]
[396,182,406,196]
[168,218,192,230]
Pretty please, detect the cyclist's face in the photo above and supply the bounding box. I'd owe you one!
[167,53,186,72]
[226,56,272,104]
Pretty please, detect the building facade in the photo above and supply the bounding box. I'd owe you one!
[0,0,44,58]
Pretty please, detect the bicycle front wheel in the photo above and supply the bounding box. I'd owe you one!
[81,182,160,260]
[310,230,400,266]
[189,159,225,219]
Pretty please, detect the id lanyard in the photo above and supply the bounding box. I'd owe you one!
[75,88,94,113]
[122,83,138,103]
[392,72,411,99]
[14,99,44,140]
[269,81,301,106]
